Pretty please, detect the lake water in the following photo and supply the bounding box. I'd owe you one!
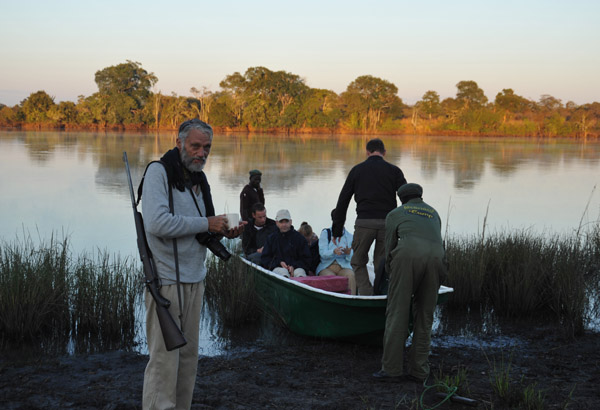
[1,130,599,257]
[1,130,599,354]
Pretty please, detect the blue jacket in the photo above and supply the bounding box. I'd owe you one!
[261,227,312,271]
[316,227,353,275]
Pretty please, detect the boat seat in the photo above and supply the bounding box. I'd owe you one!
[291,275,350,294]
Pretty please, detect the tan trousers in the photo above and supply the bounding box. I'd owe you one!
[142,282,205,410]
[352,219,386,295]
[273,267,307,278]
[319,261,357,295]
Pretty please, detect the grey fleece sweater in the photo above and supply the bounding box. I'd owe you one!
[141,162,210,284]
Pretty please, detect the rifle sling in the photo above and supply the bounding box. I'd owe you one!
[139,161,185,333]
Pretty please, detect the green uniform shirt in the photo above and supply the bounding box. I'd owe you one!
[384,198,443,273]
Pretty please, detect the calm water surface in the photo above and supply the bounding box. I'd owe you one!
[2,130,598,256]
[1,130,599,354]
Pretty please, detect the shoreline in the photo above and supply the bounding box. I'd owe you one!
[2,124,598,139]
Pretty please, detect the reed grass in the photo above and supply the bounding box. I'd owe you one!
[0,234,141,350]
[0,234,70,342]
[204,239,260,327]
[70,252,141,350]
[445,223,600,336]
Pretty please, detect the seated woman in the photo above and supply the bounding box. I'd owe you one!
[298,222,320,275]
[315,213,357,295]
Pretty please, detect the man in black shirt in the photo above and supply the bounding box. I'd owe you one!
[242,203,278,264]
[332,138,406,295]
[240,169,265,221]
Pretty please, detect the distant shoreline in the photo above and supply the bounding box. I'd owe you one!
[2,123,598,139]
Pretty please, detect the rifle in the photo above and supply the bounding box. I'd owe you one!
[123,152,187,351]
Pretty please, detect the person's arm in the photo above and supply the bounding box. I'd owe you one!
[142,163,207,238]
[384,213,399,275]
[260,234,279,269]
[395,167,407,190]
[332,168,356,237]
[240,187,248,221]
[318,230,335,259]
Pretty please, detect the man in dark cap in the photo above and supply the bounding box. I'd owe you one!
[332,138,406,295]
[373,183,446,383]
[240,169,265,221]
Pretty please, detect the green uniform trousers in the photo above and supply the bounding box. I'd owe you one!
[381,237,443,379]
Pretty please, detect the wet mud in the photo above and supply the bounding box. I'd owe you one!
[1,325,599,409]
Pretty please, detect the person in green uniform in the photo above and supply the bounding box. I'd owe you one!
[373,183,447,382]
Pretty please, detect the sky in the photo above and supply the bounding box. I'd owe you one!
[1,0,599,107]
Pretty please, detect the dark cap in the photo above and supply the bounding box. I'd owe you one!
[397,183,423,200]
[249,169,262,177]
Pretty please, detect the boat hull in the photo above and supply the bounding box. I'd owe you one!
[241,257,453,344]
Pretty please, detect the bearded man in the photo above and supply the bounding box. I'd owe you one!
[141,119,243,409]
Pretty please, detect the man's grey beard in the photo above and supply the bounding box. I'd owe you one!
[181,147,206,172]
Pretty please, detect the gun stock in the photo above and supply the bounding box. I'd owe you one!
[123,152,186,351]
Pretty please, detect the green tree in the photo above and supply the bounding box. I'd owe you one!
[538,94,562,111]
[456,80,488,109]
[48,101,78,124]
[340,75,402,131]
[221,66,309,128]
[219,72,247,126]
[21,90,56,124]
[494,89,529,113]
[297,88,340,128]
[0,105,17,126]
[94,61,157,125]
[418,90,441,119]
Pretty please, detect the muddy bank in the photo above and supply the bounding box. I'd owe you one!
[1,327,599,409]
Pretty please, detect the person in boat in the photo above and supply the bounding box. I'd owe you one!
[331,138,407,295]
[297,221,320,275]
[240,169,265,221]
[316,211,357,295]
[241,202,278,265]
[260,209,311,278]
[373,183,446,383]
[141,119,244,408]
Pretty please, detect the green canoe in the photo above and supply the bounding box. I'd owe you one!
[240,257,454,344]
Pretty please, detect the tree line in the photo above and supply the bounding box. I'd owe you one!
[1,60,598,138]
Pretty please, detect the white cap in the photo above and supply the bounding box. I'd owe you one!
[275,209,291,221]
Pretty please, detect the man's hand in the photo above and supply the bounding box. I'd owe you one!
[223,221,247,239]
[257,246,264,253]
[208,215,228,234]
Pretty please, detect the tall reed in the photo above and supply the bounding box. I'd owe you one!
[0,234,142,350]
[71,252,141,350]
[0,234,70,343]
[204,239,259,327]
[445,223,600,336]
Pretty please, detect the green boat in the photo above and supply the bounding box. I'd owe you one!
[240,257,454,344]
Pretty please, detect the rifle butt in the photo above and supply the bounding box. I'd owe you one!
[155,304,187,351]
